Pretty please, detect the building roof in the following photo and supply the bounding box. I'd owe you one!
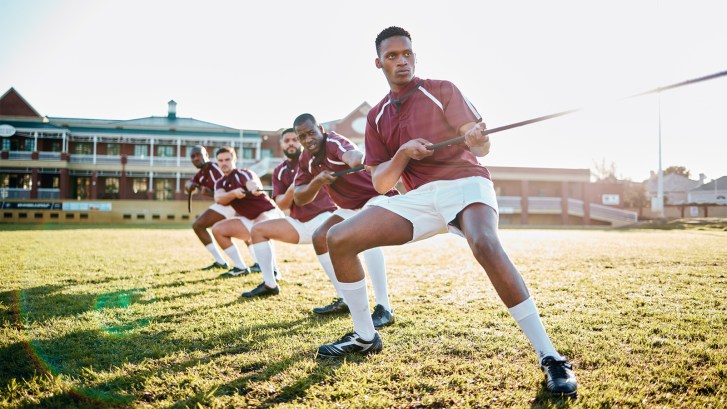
[0,88,42,118]
[690,176,727,192]
[645,173,700,193]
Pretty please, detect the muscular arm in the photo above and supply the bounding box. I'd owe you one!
[275,184,295,210]
[294,175,331,206]
[370,138,433,193]
[214,188,244,205]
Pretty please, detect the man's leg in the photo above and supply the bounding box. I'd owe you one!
[193,209,227,267]
[248,219,300,290]
[212,219,252,276]
[317,207,413,358]
[311,215,347,303]
[457,203,576,395]
[361,248,394,327]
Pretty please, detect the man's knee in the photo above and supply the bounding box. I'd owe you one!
[469,230,501,260]
[327,223,356,252]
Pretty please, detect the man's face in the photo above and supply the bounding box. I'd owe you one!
[295,120,325,156]
[281,131,302,160]
[376,36,416,92]
[190,149,207,169]
[216,151,235,174]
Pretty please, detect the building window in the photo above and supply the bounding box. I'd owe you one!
[156,145,175,157]
[105,178,120,194]
[2,139,9,150]
[50,141,61,152]
[73,142,92,155]
[72,177,91,199]
[24,139,35,151]
[107,143,121,156]
[0,174,8,188]
[155,179,174,201]
[134,144,148,158]
[261,149,273,159]
[242,148,254,159]
[133,178,148,194]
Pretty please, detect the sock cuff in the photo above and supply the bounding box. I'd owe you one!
[338,278,366,291]
[251,242,269,252]
[508,297,538,321]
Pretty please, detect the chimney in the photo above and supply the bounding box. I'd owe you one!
[698,173,706,186]
[167,100,177,119]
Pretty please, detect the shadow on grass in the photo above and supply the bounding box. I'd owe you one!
[529,385,577,408]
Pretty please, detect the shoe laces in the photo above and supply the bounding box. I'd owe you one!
[542,357,571,378]
[335,332,357,343]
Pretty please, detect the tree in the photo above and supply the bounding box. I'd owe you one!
[664,165,691,178]
[592,159,619,183]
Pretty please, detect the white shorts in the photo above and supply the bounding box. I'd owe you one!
[367,176,498,243]
[209,203,236,219]
[285,211,333,244]
[333,195,389,220]
[236,207,285,231]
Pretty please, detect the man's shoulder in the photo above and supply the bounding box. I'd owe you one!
[325,132,357,153]
[368,94,391,118]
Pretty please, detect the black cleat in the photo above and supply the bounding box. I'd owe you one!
[371,304,395,329]
[220,266,250,277]
[241,281,280,298]
[541,356,578,397]
[312,297,349,315]
[317,331,383,359]
[201,262,229,270]
[249,262,262,273]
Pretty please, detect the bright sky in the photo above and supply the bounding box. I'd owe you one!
[1,0,725,182]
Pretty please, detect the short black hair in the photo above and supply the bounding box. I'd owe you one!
[375,26,411,56]
[293,113,317,128]
[280,128,295,140]
[215,146,237,161]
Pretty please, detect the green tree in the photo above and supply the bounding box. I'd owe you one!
[664,165,691,178]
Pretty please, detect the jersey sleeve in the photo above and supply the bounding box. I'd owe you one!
[294,156,313,186]
[440,80,482,131]
[271,164,289,199]
[364,109,391,166]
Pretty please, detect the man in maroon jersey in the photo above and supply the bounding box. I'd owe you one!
[292,113,397,328]
[185,145,235,270]
[210,146,284,278]
[315,26,577,397]
[241,128,340,298]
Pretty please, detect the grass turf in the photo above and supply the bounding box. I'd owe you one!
[0,227,725,408]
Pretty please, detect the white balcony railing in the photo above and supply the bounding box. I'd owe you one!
[39,152,62,160]
[0,188,31,199]
[37,188,60,199]
[7,151,33,160]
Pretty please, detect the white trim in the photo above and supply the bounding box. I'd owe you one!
[463,95,482,120]
[375,100,391,133]
[418,87,443,111]
[327,158,346,166]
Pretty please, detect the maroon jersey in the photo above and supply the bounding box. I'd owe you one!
[215,168,276,219]
[272,158,337,222]
[295,131,398,210]
[365,77,491,191]
[190,162,224,191]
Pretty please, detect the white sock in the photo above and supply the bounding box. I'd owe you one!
[339,279,376,341]
[205,243,226,265]
[317,253,345,299]
[223,245,247,269]
[247,243,258,264]
[508,297,561,362]
[252,242,277,287]
[362,247,391,311]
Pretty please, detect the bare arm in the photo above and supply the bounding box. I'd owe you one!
[214,188,245,205]
[275,184,296,210]
[294,173,335,206]
[370,138,433,193]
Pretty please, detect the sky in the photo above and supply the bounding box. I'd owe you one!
[1,0,726,182]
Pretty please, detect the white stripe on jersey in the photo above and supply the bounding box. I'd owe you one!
[210,163,224,183]
[327,136,350,153]
[375,100,391,133]
[418,87,443,111]
[276,166,286,182]
[327,158,346,166]
[463,95,482,120]
[308,158,314,174]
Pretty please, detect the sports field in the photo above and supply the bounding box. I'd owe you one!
[1,226,725,408]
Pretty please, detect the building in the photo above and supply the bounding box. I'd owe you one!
[645,171,701,205]
[688,176,727,204]
[1,88,637,226]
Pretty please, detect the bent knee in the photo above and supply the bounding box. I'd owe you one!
[326,224,358,251]
[469,231,502,258]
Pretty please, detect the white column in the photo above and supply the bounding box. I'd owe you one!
[176,138,181,167]
[62,132,67,152]
[33,132,38,152]
[149,171,154,192]
[150,138,154,166]
[93,135,98,164]
[175,172,180,193]
[255,140,261,160]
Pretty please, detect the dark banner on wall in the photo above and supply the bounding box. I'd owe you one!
[1,202,62,210]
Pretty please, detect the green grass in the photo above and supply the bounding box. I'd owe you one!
[0,227,725,408]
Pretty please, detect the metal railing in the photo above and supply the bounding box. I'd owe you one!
[39,152,62,160]
[37,188,60,199]
[590,203,638,223]
[7,151,33,160]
